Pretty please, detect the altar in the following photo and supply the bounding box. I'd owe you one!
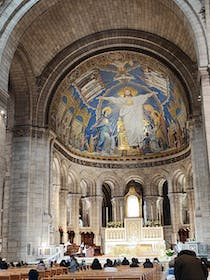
[103,184,166,257]
[104,217,166,257]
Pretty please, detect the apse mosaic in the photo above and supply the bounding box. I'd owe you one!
[49,51,189,159]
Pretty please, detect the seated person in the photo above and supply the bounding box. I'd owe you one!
[53,260,59,267]
[59,259,69,267]
[28,269,39,280]
[113,259,120,266]
[163,259,175,280]
[121,257,129,265]
[36,260,46,270]
[0,258,8,269]
[104,258,113,267]
[80,259,86,267]
[91,258,102,270]
[174,249,208,280]
[153,257,160,263]
[130,257,139,267]
[86,245,94,257]
[69,255,79,272]
[143,258,153,268]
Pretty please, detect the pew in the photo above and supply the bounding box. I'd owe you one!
[49,266,159,280]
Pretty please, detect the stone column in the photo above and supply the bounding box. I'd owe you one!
[51,184,60,244]
[186,188,195,239]
[144,195,158,224]
[59,189,68,243]
[168,192,183,244]
[205,0,210,57]
[111,196,124,222]
[0,109,6,241]
[157,196,163,225]
[67,193,81,245]
[89,196,103,246]
[190,110,210,244]
[81,197,90,227]
[4,127,51,261]
[0,89,9,255]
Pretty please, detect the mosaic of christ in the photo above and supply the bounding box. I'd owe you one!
[50,51,189,158]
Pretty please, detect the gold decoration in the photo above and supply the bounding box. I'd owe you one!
[117,118,130,151]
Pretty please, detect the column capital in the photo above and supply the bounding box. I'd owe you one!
[88,195,103,203]
[67,192,81,198]
[111,196,124,202]
[60,188,68,193]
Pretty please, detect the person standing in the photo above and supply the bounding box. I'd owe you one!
[174,250,208,280]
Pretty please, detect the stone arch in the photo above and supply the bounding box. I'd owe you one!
[79,170,97,196]
[0,0,58,92]
[150,174,168,196]
[171,169,186,193]
[60,160,68,189]
[97,171,122,196]
[122,175,144,197]
[67,168,78,193]
[80,179,88,197]
[124,175,144,187]
[0,0,208,96]
[173,0,209,66]
[39,31,198,128]
[9,47,35,125]
[185,163,193,190]
[52,156,61,186]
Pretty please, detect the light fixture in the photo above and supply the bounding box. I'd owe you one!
[197,95,201,101]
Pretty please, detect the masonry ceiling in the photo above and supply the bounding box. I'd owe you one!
[18,0,196,77]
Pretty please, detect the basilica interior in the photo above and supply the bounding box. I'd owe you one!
[0,0,210,263]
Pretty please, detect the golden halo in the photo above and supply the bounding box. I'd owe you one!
[102,106,112,115]
[118,87,138,97]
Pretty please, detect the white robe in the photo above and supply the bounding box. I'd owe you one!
[108,95,149,146]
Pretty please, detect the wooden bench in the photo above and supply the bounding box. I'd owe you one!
[0,266,69,280]
[49,266,159,280]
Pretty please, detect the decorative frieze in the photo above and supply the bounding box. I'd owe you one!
[54,142,191,169]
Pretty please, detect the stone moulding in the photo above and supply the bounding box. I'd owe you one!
[54,141,191,169]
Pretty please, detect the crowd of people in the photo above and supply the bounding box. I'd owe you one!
[0,247,209,280]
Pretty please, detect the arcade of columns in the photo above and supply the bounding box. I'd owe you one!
[50,147,195,250]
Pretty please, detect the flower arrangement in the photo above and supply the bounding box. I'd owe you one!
[165,249,174,257]
[107,221,123,228]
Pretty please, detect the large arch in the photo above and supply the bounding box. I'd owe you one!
[0,0,208,97]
